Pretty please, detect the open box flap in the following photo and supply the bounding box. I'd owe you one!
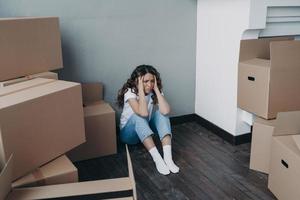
[274,111,300,136]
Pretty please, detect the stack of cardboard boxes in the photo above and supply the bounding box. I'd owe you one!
[67,82,117,162]
[0,17,135,199]
[237,37,300,200]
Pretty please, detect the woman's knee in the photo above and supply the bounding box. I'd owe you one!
[131,113,149,123]
[154,110,170,121]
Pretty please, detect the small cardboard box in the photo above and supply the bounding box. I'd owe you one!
[0,72,58,87]
[267,111,300,200]
[12,155,78,188]
[1,145,136,200]
[0,78,85,181]
[250,111,300,174]
[0,17,63,81]
[67,101,117,162]
[237,38,300,119]
[81,82,103,106]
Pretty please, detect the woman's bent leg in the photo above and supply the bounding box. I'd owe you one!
[149,110,172,140]
[120,114,170,175]
[150,111,179,173]
[120,114,153,144]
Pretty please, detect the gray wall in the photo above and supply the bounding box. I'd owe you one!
[0,0,197,117]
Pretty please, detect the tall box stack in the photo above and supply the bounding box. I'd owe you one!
[68,82,117,162]
[0,17,84,186]
[0,16,135,200]
[0,78,85,180]
[237,37,300,198]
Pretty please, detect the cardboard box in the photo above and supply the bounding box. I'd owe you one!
[67,102,117,162]
[12,155,78,188]
[0,72,58,87]
[81,82,103,105]
[1,145,136,200]
[250,111,300,174]
[268,111,300,200]
[0,78,85,181]
[0,17,63,81]
[237,38,300,119]
[249,118,276,174]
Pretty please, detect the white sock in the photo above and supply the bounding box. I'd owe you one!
[149,147,170,175]
[163,145,179,173]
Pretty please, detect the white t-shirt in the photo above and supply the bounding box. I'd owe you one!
[120,88,154,129]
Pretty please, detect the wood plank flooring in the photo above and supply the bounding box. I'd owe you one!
[75,121,276,200]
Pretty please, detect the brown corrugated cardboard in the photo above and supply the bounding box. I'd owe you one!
[1,146,135,200]
[0,72,58,87]
[249,118,276,174]
[81,82,103,105]
[0,78,85,181]
[273,111,300,136]
[0,78,55,97]
[268,136,300,200]
[0,156,13,200]
[26,71,58,80]
[67,102,117,161]
[268,111,300,200]
[12,155,78,188]
[238,38,300,119]
[0,17,63,81]
[250,111,300,174]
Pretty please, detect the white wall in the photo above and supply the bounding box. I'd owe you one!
[196,0,251,136]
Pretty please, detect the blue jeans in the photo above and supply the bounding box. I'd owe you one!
[120,110,172,144]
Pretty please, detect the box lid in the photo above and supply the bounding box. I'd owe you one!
[240,58,271,68]
[0,78,55,97]
[275,135,300,158]
[292,135,300,151]
[0,79,80,110]
[273,111,300,136]
[84,102,115,117]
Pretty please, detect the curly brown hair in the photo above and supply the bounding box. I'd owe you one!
[117,65,162,108]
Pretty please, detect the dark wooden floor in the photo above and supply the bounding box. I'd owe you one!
[75,121,276,200]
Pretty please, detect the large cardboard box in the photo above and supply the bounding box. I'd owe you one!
[1,145,136,200]
[0,78,85,181]
[237,38,300,119]
[0,72,58,87]
[67,102,117,162]
[0,17,63,81]
[12,155,78,188]
[250,111,300,174]
[81,82,103,105]
[249,118,276,174]
[268,111,300,200]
